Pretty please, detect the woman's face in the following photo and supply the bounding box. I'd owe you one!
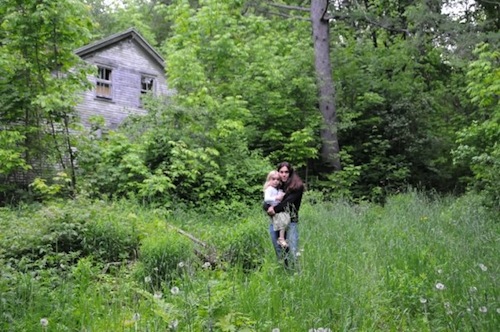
[278,166,290,183]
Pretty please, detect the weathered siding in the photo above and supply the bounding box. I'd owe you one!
[75,38,171,129]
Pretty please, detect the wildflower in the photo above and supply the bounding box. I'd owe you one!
[144,276,152,283]
[202,262,211,269]
[296,251,301,257]
[437,269,443,274]
[169,319,179,330]
[133,313,141,321]
[444,302,451,309]
[272,329,280,332]
[171,286,180,295]
[178,262,185,268]
[467,307,472,313]
[435,283,445,290]
[469,286,477,293]
[153,291,163,299]
[479,306,488,313]
[419,297,427,304]
[478,263,488,272]
[40,318,49,327]
[496,308,500,314]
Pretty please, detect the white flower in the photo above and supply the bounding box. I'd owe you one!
[153,291,163,299]
[469,286,477,293]
[420,297,427,304]
[178,262,185,268]
[496,308,500,314]
[144,276,152,283]
[467,307,472,313]
[435,283,445,290]
[478,263,488,272]
[133,313,141,321]
[444,302,451,309]
[296,251,301,257]
[479,306,488,313]
[437,269,443,274]
[272,329,280,332]
[202,262,211,269]
[170,286,180,295]
[40,318,49,327]
[169,319,179,329]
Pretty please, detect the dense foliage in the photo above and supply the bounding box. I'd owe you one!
[0,192,498,330]
[0,0,498,209]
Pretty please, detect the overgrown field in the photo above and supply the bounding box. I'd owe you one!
[0,191,498,331]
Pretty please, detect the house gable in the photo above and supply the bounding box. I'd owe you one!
[75,28,170,129]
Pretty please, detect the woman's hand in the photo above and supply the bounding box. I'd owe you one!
[267,206,275,216]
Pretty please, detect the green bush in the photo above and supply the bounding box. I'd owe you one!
[82,216,140,262]
[214,218,267,271]
[136,230,195,286]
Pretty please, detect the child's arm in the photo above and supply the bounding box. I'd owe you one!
[263,187,276,204]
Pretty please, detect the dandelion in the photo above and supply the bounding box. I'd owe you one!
[144,276,152,283]
[153,291,163,299]
[479,306,488,313]
[169,319,179,330]
[478,263,488,272]
[435,282,445,290]
[170,286,180,295]
[202,262,211,269]
[420,297,427,304]
[133,313,141,321]
[40,318,49,327]
[178,262,185,268]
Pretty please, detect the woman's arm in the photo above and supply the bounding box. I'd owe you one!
[272,189,303,213]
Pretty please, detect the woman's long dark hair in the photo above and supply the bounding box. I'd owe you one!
[277,161,304,193]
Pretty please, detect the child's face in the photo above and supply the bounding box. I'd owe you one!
[271,176,280,187]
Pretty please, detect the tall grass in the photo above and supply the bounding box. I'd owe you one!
[0,191,498,331]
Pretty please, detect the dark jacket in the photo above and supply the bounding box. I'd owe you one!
[263,183,304,223]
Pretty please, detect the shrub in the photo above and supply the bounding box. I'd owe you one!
[82,216,140,262]
[136,230,195,286]
[214,218,267,271]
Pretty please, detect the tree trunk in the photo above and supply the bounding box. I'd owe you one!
[310,0,341,171]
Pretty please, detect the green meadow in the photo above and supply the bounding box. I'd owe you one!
[0,191,498,331]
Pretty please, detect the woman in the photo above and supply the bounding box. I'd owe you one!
[265,162,305,265]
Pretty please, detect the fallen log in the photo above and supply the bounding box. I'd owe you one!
[166,223,218,266]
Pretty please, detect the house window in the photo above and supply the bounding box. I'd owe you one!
[96,66,112,99]
[141,75,155,95]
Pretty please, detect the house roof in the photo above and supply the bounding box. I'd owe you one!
[75,27,164,68]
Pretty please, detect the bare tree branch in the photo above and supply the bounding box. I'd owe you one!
[266,1,310,12]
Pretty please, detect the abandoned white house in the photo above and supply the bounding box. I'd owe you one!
[74,28,170,129]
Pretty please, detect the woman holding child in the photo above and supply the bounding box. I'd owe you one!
[263,162,305,265]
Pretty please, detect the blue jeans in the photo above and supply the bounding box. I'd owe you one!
[269,221,298,265]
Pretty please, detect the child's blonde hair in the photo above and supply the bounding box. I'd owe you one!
[263,170,280,191]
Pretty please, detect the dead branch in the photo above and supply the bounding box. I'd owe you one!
[166,223,218,265]
[266,2,310,12]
